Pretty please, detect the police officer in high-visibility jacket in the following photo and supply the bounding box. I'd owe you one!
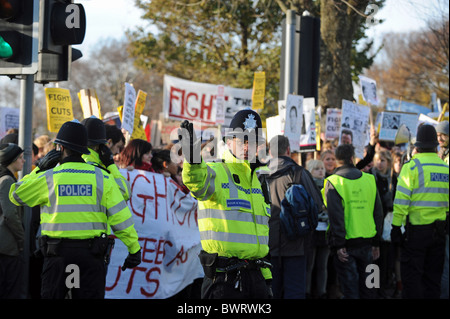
[81,116,131,201]
[179,109,272,299]
[391,124,449,299]
[9,121,141,299]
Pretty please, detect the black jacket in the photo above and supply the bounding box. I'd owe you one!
[324,164,383,250]
[266,156,324,257]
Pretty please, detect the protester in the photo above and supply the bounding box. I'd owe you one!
[320,150,336,177]
[151,148,189,194]
[391,124,449,299]
[9,121,142,299]
[266,135,323,299]
[105,124,126,160]
[370,150,395,298]
[118,138,154,172]
[323,144,383,299]
[0,143,25,299]
[33,135,51,161]
[180,109,272,299]
[305,159,330,299]
[436,120,449,164]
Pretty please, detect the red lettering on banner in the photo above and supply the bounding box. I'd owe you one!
[129,174,153,224]
[169,86,185,116]
[185,92,199,118]
[166,245,188,267]
[201,94,214,121]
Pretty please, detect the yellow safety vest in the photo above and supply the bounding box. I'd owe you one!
[393,152,449,226]
[82,148,131,201]
[324,172,377,240]
[182,150,271,279]
[9,161,140,253]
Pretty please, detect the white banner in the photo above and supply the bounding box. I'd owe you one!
[122,83,136,134]
[376,111,419,142]
[325,108,341,141]
[163,75,252,126]
[299,97,317,151]
[105,170,203,299]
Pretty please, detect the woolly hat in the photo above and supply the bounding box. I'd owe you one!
[436,121,449,136]
[0,143,24,167]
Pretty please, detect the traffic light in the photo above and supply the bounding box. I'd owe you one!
[0,0,39,75]
[35,0,86,83]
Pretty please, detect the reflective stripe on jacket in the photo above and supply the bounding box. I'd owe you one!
[392,152,449,226]
[182,150,271,278]
[9,161,140,253]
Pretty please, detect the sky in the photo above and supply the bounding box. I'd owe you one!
[76,0,447,58]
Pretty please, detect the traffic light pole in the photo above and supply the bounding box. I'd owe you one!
[18,73,34,299]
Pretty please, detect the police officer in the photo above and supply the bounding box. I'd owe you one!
[391,124,449,299]
[179,109,272,299]
[323,144,383,299]
[81,116,131,200]
[9,120,141,299]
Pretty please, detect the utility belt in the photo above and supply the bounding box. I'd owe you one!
[198,250,272,279]
[405,219,447,241]
[37,233,115,265]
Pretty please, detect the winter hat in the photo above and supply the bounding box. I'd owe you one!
[0,143,24,167]
[436,121,449,136]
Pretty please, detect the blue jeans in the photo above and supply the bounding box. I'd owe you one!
[271,256,306,299]
[333,246,375,299]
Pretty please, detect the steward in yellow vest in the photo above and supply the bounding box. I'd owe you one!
[323,144,383,299]
[391,124,449,299]
[9,121,141,299]
[179,109,272,299]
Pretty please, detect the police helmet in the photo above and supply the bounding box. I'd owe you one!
[223,108,265,144]
[54,120,90,155]
[81,116,107,146]
[414,124,439,149]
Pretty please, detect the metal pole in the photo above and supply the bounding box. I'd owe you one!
[18,73,34,299]
[283,9,298,99]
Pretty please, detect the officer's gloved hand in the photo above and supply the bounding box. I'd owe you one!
[37,149,61,172]
[122,249,141,271]
[178,120,201,164]
[98,143,115,167]
[390,225,403,245]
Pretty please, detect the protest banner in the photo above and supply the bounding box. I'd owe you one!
[359,75,379,106]
[284,94,303,152]
[78,89,102,119]
[299,97,317,152]
[44,87,74,133]
[105,169,203,299]
[251,71,265,110]
[0,106,20,139]
[340,100,370,159]
[377,111,419,142]
[325,108,341,141]
[163,75,251,126]
[122,83,136,135]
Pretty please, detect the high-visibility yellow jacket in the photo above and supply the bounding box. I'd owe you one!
[182,150,271,279]
[392,152,449,226]
[323,173,377,240]
[9,159,140,254]
[82,148,131,201]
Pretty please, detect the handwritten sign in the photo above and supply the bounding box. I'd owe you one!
[122,83,136,135]
[105,170,203,299]
[45,88,74,133]
[251,71,265,110]
[325,108,341,141]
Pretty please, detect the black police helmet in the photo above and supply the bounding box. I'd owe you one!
[81,116,107,146]
[414,124,439,149]
[54,120,90,155]
[224,108,265,144]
